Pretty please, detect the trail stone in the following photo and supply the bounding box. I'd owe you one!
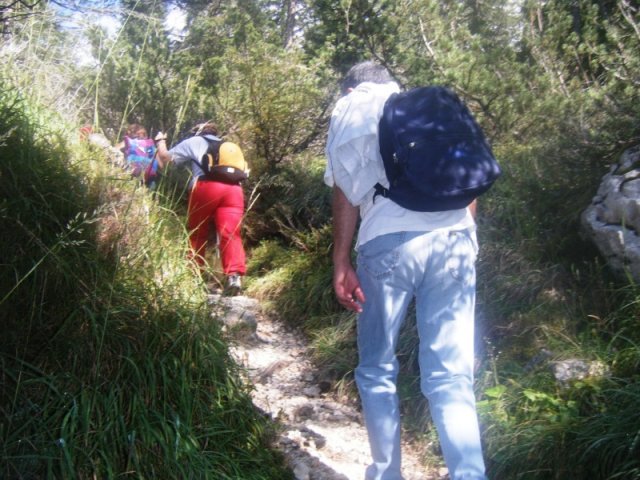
[208,294,258,338]
[552,358,611,385]
[295,404,315,420]
[292,460,311,480]
[303,385,321,397]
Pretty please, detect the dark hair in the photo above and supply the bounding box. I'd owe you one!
[126,123,147,138]
[340,61,394,94]
[191,122,219,136]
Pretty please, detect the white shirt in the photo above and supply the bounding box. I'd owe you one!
[325,82,475,248]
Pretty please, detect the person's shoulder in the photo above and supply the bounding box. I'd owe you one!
[333,81,400,115]
[173,135,201,149]
[178,135,199,144]
[181,135,220,148]
[352,81,400,98]
[201,135,224,150]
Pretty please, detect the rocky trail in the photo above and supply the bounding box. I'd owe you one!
[209,293,447,480]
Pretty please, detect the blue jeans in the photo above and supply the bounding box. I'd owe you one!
[355,230,486,480]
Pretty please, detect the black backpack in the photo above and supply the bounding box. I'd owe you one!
[375,86,501,212]
[197,137,248,184]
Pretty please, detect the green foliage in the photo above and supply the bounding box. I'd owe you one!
[0,5,87,123]
[186,8,335,172]
[213,43,332,172]
[475,280,640,479]
[4,0,640,477]
[304,0,400,73]
[242,2,640,477]
[0,84,95,356]
[247,224,336,324]
[478,373,640,479]
[86,0,189,139]
[0,79,290,479]
[244,154,332,243]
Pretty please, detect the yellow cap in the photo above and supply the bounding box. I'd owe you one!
[218,142,246,172]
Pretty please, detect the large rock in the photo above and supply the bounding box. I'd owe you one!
[581,146,640,282]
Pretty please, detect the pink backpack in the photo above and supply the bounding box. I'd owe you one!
[124,137,158,186]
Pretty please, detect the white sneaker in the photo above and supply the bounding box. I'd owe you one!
[225,273,242,295]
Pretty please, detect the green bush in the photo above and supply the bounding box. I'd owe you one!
[0,82,290,480]
[244,154,332,244]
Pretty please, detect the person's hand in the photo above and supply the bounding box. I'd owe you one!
[154,132,167,142]
[333,262,365,313]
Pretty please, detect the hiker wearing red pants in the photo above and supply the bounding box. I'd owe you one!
[155,122,247,294]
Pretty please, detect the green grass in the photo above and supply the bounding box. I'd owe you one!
[5,5,640,478]
[0,81,291,479]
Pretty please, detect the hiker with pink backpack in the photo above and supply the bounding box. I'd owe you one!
[117,123,160,189]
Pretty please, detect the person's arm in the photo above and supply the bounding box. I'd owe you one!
[154,132,171,168]
[468,199,477,219]
[332,187,365,313]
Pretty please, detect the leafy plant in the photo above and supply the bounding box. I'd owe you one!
[0,75,290,479]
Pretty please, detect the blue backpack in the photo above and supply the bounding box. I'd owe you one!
[376,86,501,212]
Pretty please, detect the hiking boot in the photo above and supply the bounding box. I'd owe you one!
[225,273,242,296]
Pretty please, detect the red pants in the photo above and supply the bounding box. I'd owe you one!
[187,179,246,275]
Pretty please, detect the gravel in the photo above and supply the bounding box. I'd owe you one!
[212,293,447,480]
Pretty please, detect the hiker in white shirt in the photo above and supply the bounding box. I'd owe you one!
[325,61,486,480]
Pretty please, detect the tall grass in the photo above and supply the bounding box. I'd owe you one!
[0,83,291,478]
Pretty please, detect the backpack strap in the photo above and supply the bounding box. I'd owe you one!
[373,183,389,203]
[202,136,222,168]
[191,135,223,175]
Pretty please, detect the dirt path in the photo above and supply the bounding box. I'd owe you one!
[210,293,447,480]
